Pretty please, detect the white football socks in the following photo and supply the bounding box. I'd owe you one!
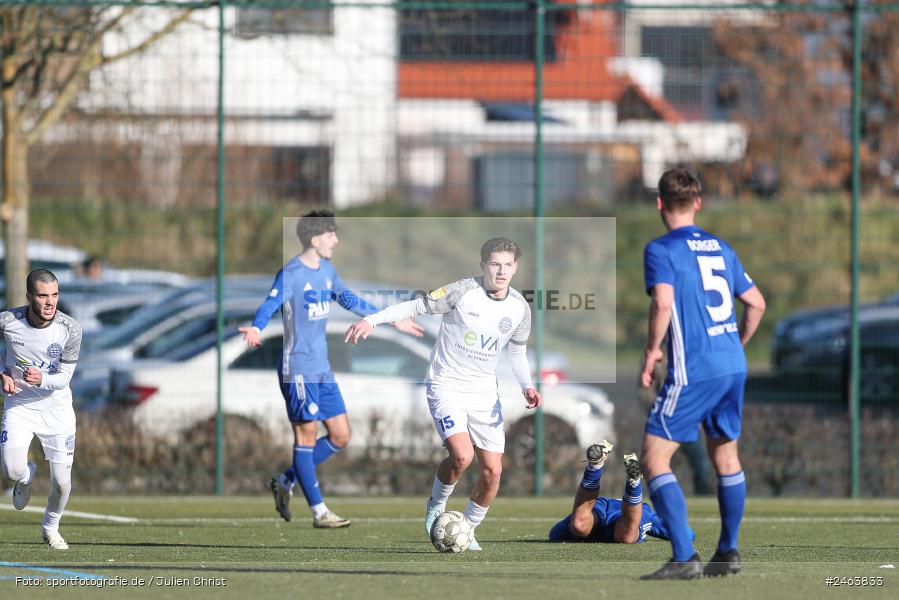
[430,475,456,507]
[43,463,72,532]
[463,500,488,528]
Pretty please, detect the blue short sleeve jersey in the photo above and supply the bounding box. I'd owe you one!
[251,258,378,377]
[643,225,755,384]
[547,498,672,544]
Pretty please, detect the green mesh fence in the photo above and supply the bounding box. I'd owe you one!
[0,0,897,496]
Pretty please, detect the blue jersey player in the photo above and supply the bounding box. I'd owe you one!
[239,210,423,528]
[638,169,766,579]
[548,441,691,546]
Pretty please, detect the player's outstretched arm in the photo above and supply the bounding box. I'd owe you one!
[737,286,766,347]
[640,283,674,388]
[394,318,425,337]
[346,297,430,345]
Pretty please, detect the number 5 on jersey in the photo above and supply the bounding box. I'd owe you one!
[696,255,733,322]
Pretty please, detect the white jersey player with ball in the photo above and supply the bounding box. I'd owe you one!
[345,238,542,551]
[0,270,82,550]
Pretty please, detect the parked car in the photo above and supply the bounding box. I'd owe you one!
[774,304,899,402]
[70,276,274,405]
[0,239,87,282]
[116,317,614,457]
[772,292,899,369]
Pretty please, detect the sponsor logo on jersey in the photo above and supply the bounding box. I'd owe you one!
[707,322,739,337]
[429,287,448,300]
[686,239,722,252]
[463,331,498,352]
[303,283,330,321]
[47,343,63,358]
[498,317,513,334]
[0,430,7,444]
[467,312,479,318]
[10,338,24,347]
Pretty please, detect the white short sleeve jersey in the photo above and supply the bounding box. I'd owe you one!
[423,277,531,393]
[1,307,82,409]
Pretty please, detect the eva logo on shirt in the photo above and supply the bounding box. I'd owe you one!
[464,331,499,352]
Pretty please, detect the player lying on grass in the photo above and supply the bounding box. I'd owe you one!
[549,441,693,544]
[345,237,541,551]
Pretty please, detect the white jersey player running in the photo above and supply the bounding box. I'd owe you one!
[0,270,82,550]
[345,238,542,550]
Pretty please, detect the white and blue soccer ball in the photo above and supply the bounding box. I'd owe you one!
[429,511,473,553]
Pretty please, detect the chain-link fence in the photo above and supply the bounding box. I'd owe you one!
[1,0,897,497]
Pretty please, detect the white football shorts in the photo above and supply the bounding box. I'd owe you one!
[426,385,505,453]
[1,403,76,465]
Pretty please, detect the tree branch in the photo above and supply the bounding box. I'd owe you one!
[99,9,192,66]
[25,7,191,146]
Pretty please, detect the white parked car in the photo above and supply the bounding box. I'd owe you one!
[121,317,614,458]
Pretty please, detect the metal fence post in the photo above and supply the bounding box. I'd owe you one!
[849,0,863,499]
[215,0,228,496]
[533,0,546,496]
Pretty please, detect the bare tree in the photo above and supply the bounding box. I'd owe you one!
[715,2,899,197]
[0,5,191,305]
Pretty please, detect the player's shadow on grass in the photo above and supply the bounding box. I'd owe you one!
[762,544,899,551]
[46,564,592,579]
[13,541,433,554]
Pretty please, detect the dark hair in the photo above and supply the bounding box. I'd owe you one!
[27,269,58,294]
[296,210,337,249]
[480,237,521,263]
[82,255,102,270]
[658,168,702,212]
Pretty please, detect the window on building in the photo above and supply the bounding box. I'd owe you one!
[400,4,571,62]
[237,7,332,37]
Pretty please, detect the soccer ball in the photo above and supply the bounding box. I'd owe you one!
[429,511,473,553]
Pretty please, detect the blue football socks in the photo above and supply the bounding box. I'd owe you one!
[716,471,746,553]
[292,444,323,506]
[623,478,643,506]
[282,437,343,488]
[313,437,342,466]
[580,465,604,490]
[648,473,695,561]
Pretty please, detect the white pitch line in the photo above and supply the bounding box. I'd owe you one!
[0,504,138,523]
[4,505,898,526]
[138,516,899,525]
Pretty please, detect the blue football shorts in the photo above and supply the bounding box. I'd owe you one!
[645,372,746,443]
[278,370,346,423]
